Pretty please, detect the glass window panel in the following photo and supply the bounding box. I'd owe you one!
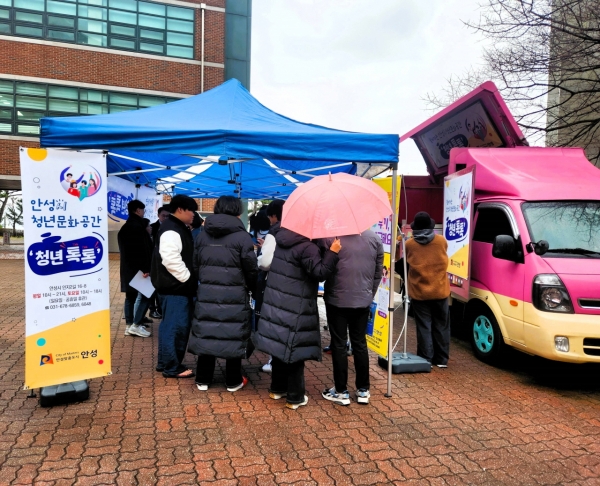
[0,108,11,118]
[16,83,45,96]
[0,81,12,93]
[109,105,135,113]
[79,89,107,102]
[77,31,107,46]
[17,110,44,122]
[49,86,78,99]
[139,2,164,16]
[110,92,136,105]
[139,13,164,29]
[80,102,108,114]
[15,25,43,36]
[0,22,9,33]
[15,11,42,22]
[15,10,43,24]
[140,42,163,54]
[79,0,107,6]
[78,19,107,33]
[78,5,107,20]
[0,123,12,132]
[49,98,78,112]
[18,124,40,135]
[140,29,163,41]
[0,8,10,18]
[48,29,75,41]
[15,0,43,10]
[109,0,135,11]
[47,0,77,15]
[166,44,193,58]
[167,32,192,46]
[16,95,46,110]
[167,6,194,20]
[109,9,136,25]
[110,37,134,49]
[0,94,13,106]
[0,0,10,7]
[138,96,165,107]
[166,18,193,33]
[48,15,75,28]
[110,24,134,36]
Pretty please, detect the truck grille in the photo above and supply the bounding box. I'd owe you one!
[583,338,600,356]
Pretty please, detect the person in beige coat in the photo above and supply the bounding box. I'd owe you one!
[405,211,451,368]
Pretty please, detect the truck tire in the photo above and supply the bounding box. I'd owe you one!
[469,304,505,364]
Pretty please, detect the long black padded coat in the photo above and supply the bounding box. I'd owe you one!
[188,214,258,359]
[254,228,339,363]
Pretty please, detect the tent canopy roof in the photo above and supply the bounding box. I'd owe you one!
[40,79,398,198]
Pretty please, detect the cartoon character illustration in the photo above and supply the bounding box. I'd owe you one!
[465,114,502,148]
[67,181,80,198]
[60,165,84,192]
[78,180,88,201]
[87,173,98,197]
[60,165,102,200]
[459,186,469,212]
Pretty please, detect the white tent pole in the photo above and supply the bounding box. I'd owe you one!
[385,164,399,398]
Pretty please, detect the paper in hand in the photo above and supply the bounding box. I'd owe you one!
[129,270,155,298]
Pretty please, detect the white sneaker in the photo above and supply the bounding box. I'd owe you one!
[356,389,370,404]
[124,325,132,336]
[269,391,287,400]
[141,325,152,336]
[322,387,351,406]
[261,359,272,373]
[286,395,308,410]
[196,383,208,391]
[128,324,151,338]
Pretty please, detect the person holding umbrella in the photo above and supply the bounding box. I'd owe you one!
[253,231,341,409]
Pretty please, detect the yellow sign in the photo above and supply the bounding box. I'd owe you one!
[366,176,401,359]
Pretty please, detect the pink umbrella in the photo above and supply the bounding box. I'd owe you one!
[281,173,392,239]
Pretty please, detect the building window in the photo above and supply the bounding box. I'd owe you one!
[0,0,195,59]
[0,79,179,136]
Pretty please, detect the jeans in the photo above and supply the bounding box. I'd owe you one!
[325,304,370,392]
[411,298,450,365]
[157,294,193,375]
[124,287,150,325]
[195,355,242,388]
[270,357,305,404]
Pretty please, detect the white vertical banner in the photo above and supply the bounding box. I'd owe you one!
[138,185,162,223]
[20,148,112,390]
[106,175,136,231]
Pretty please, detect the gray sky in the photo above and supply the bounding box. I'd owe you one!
[250,0,489,175]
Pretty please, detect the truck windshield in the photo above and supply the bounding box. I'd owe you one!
[522,202,600,256]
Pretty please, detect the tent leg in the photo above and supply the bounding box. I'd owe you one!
[385,165,399,398]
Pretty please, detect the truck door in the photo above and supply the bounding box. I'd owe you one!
[471,203,525,344]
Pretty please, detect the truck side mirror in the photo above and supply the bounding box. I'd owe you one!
[492,235,517,261]
[526,240,549,256]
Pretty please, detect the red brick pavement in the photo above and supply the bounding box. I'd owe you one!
[1,259,600,485]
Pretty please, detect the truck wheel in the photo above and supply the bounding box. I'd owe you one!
[469,305,504,364]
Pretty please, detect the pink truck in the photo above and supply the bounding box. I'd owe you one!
[401,82,600,364]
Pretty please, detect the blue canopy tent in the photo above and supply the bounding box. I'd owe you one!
[39,79,398,199]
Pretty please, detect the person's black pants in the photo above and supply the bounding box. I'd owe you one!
[411,298,450,365]
[325,304,371,392]
[270,357,305,404]
[195,355,242,388]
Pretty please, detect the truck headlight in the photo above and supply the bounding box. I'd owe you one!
[533,274,573,313]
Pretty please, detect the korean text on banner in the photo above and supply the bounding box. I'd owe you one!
[21,148,112,390]
[366,176,401,359]
[138,185,162,224]
[107,175,136,231]
[443,166,475,301]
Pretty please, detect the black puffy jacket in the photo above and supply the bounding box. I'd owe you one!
[254,228,339,363]
[117,213,153,292]
[188,214,258,359]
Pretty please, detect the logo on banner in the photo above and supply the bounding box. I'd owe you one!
[459,186,470,212]
[40,354,54,365]
[60,165,103,201]
[445,217,469,242]
[107,191,134,220]
[27,233,104,276]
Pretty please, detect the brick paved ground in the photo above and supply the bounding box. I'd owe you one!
[1,258,600,485]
